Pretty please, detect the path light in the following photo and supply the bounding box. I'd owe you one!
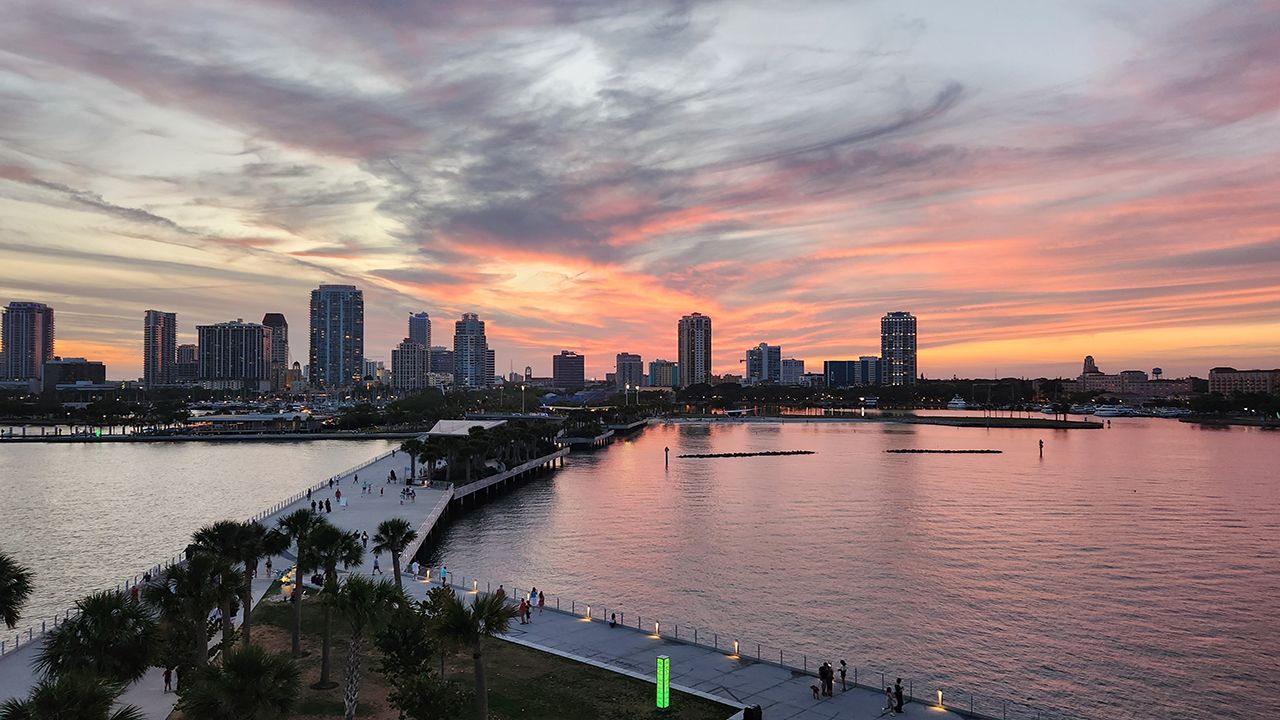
[656,655,670,709]
[654,621,660,637]
[472,579,478,593]
[937,689,944,708]
[585,605,591,620]
[733,640,739,657]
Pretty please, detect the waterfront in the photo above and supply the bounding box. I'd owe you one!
[0,439,397,622]
[431,419,1280,720]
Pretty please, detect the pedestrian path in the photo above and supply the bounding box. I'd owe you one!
[414,575,963,720]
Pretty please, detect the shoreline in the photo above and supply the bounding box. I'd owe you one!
[664,414,1101,429]
[0,431,424,443]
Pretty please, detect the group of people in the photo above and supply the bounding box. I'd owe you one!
[399,487,416,504]
[516,587,545,624]
[810,662,906,715]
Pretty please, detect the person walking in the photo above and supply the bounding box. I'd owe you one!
[329,478,334,489]
[839,660,847,691]
[372,556,382,575]
[306,488,312,502]
[496,584,505,601]
[311,500,317,512]
[894,678,904,713]
[361,530,369,549]
[163,667,172,693]
[821,662,834,697]
[335,488,342,503]
[325,499,331,513]
[439,565,448,586]
[518,597,528,624]
[265,557,273,577]
[538,590,545,614]
[883,686,897,715]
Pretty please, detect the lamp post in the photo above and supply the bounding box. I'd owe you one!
[520,385,526,414]
[625,384,631,406]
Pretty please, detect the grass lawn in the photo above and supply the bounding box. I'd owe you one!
[187,595,735,720]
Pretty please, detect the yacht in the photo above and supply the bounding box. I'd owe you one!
[946,395,969,410]
[1093,405,1137,417]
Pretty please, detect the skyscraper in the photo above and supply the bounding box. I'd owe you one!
[176,344,199,384]
[452,313,492,388]
[143,310,177,388]
[880,311,917,385]
[309,285,364,388]
[552,350,585,388]
[615,353,643,390]
[197,319,271,392]
[430,346,455,380]
[261,313,289,393]
[823,360,856,388]
[780,358,804,385]
[857,355,882,386]
[2,302,54,382]
[745,343,781,385]
[391,338,428,394]
[408,312,431,355]
[677,312,712,388]
[648,359,677,387]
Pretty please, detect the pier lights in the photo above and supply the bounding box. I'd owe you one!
[583,605,591,621]
[656,655,670,710]
[654,621,660,638]
[937,690,944,708]
[732,640,739,657]
[472,580,478,593]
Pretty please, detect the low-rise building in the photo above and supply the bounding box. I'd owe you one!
[1208,367,1280,395]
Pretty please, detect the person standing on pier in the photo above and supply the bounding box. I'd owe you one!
[307,488,312,502]
[894,678,904,712]
[439,565,448,585]
[883,686,896,715]
[325,499,331,513]
[372,556,382,575]
[538,590,545,614]
[335,488,342,503]
[361,531,368,549]
[839,660,847,691]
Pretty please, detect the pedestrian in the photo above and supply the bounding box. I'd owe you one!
[538,590,545,613]
[609,612,617,628]
[307,488,312,501]
[143,571,151,583]
[130,585,140,603]
[820,662,833,697]
[354,473,358,486]
[518,598,528,624]
[439,565,448,585]
[894,678,904,712]
[163,667,172,693]
[361,531,368,549]
[372,556,382,575]
[335,488,342,502]
[410,560,420,578]
[839,660,847,691]
[884,687,896,715]
[329,478,334,489]
[311,500,317,512]
[265,557,273,576]
[380,486,384,496]
[496,584,505,600]
[325,499,331,513]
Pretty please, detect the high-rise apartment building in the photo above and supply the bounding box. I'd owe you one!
[261,313,289,393]
[143,310,177,388]
[823,360,856,388]
[176,344,199,383]
[648,359,677,387]
[615,353,643,389]
[677,312,712,388]
[452,313,492,388]
[857,355,882,386]
[408,313,431,355]
[309,285,364,388]
[745,343,782,385]
[391,339,428,394]
[197,319,271,392]
[429,346,455,380]
[2,301,54,381]
[781,358,804,386]
[880,311,917,386]
[552,350,585,388]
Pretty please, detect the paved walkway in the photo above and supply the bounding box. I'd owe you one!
[420,575,963,720]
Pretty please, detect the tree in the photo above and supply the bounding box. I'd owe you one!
[35,590,156,684]
[191,520,247,647]
[377,599,468,720]
[240,521,286,647]
[332,575,407,720]
[0,551,34,630]
[276,509,327,656]
[177,644,300,720]
[308,523,364,689]
[371,518,418,592]
[435,589,519,720]
[0,673,143,720]
[143,553,226,685]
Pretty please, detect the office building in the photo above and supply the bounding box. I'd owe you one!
[408,312,431,354]
[552,350,586,388]
[880,311,917,386]
[261,313,289,393]
[391,339,429,394]
[43,357,107,393]
[142,310,177,388]
[2,301,54,381]
[176,344,199,384]
[309,284,364,388]
[824,360,856,388]
[857,355,882,386]
[453,313,492,388]
[677,312,712,388]
[781,358,805,385]
[430,346,455,380]
[1208,367,1280,395]
[616,353,643,390]
[197,319,271,392]
[649,359,677,387]
[745,343,781,385]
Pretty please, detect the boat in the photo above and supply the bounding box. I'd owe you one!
[1093,405,1137,417]
[946,395,969,410]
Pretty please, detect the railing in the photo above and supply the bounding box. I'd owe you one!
[451,448,569,499]
[398,489,454,568]
[427,570,1099,720]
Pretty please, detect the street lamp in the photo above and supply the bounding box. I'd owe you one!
[520,385,526,414]
[625,384,631,406]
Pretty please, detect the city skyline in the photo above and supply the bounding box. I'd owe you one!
[2,1,1279,379]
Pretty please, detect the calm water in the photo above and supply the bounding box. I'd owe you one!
[430,419,1280,720]
[0,439,396,623]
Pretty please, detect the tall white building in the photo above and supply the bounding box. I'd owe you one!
[677,312,712,388]
[745,343,781,384]
[391,339,428,394]
[615,353,643,389]
[780,358,805,385]
[880,311,917,386]
[143,309,177,388]
[453,313,493,388]
[2,301,54,382]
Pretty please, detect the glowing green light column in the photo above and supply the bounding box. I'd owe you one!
[656,655,670,709]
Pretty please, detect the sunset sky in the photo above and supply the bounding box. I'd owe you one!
[2,0,1279,380]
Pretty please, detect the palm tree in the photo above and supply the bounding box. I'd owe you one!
[307,523,364,689]
[0,673,143,720]
[276,509,326,656]
[0,551,34,630]
[35,590,155,684]
[332,575,406,720]
[435,590,519,720]
[177,645,300,720]
[371,518,418,592]
[191,520,246,647]
[240,521,286,647]
[143,552,226,681]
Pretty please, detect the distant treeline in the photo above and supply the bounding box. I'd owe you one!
[677,450,816,458]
